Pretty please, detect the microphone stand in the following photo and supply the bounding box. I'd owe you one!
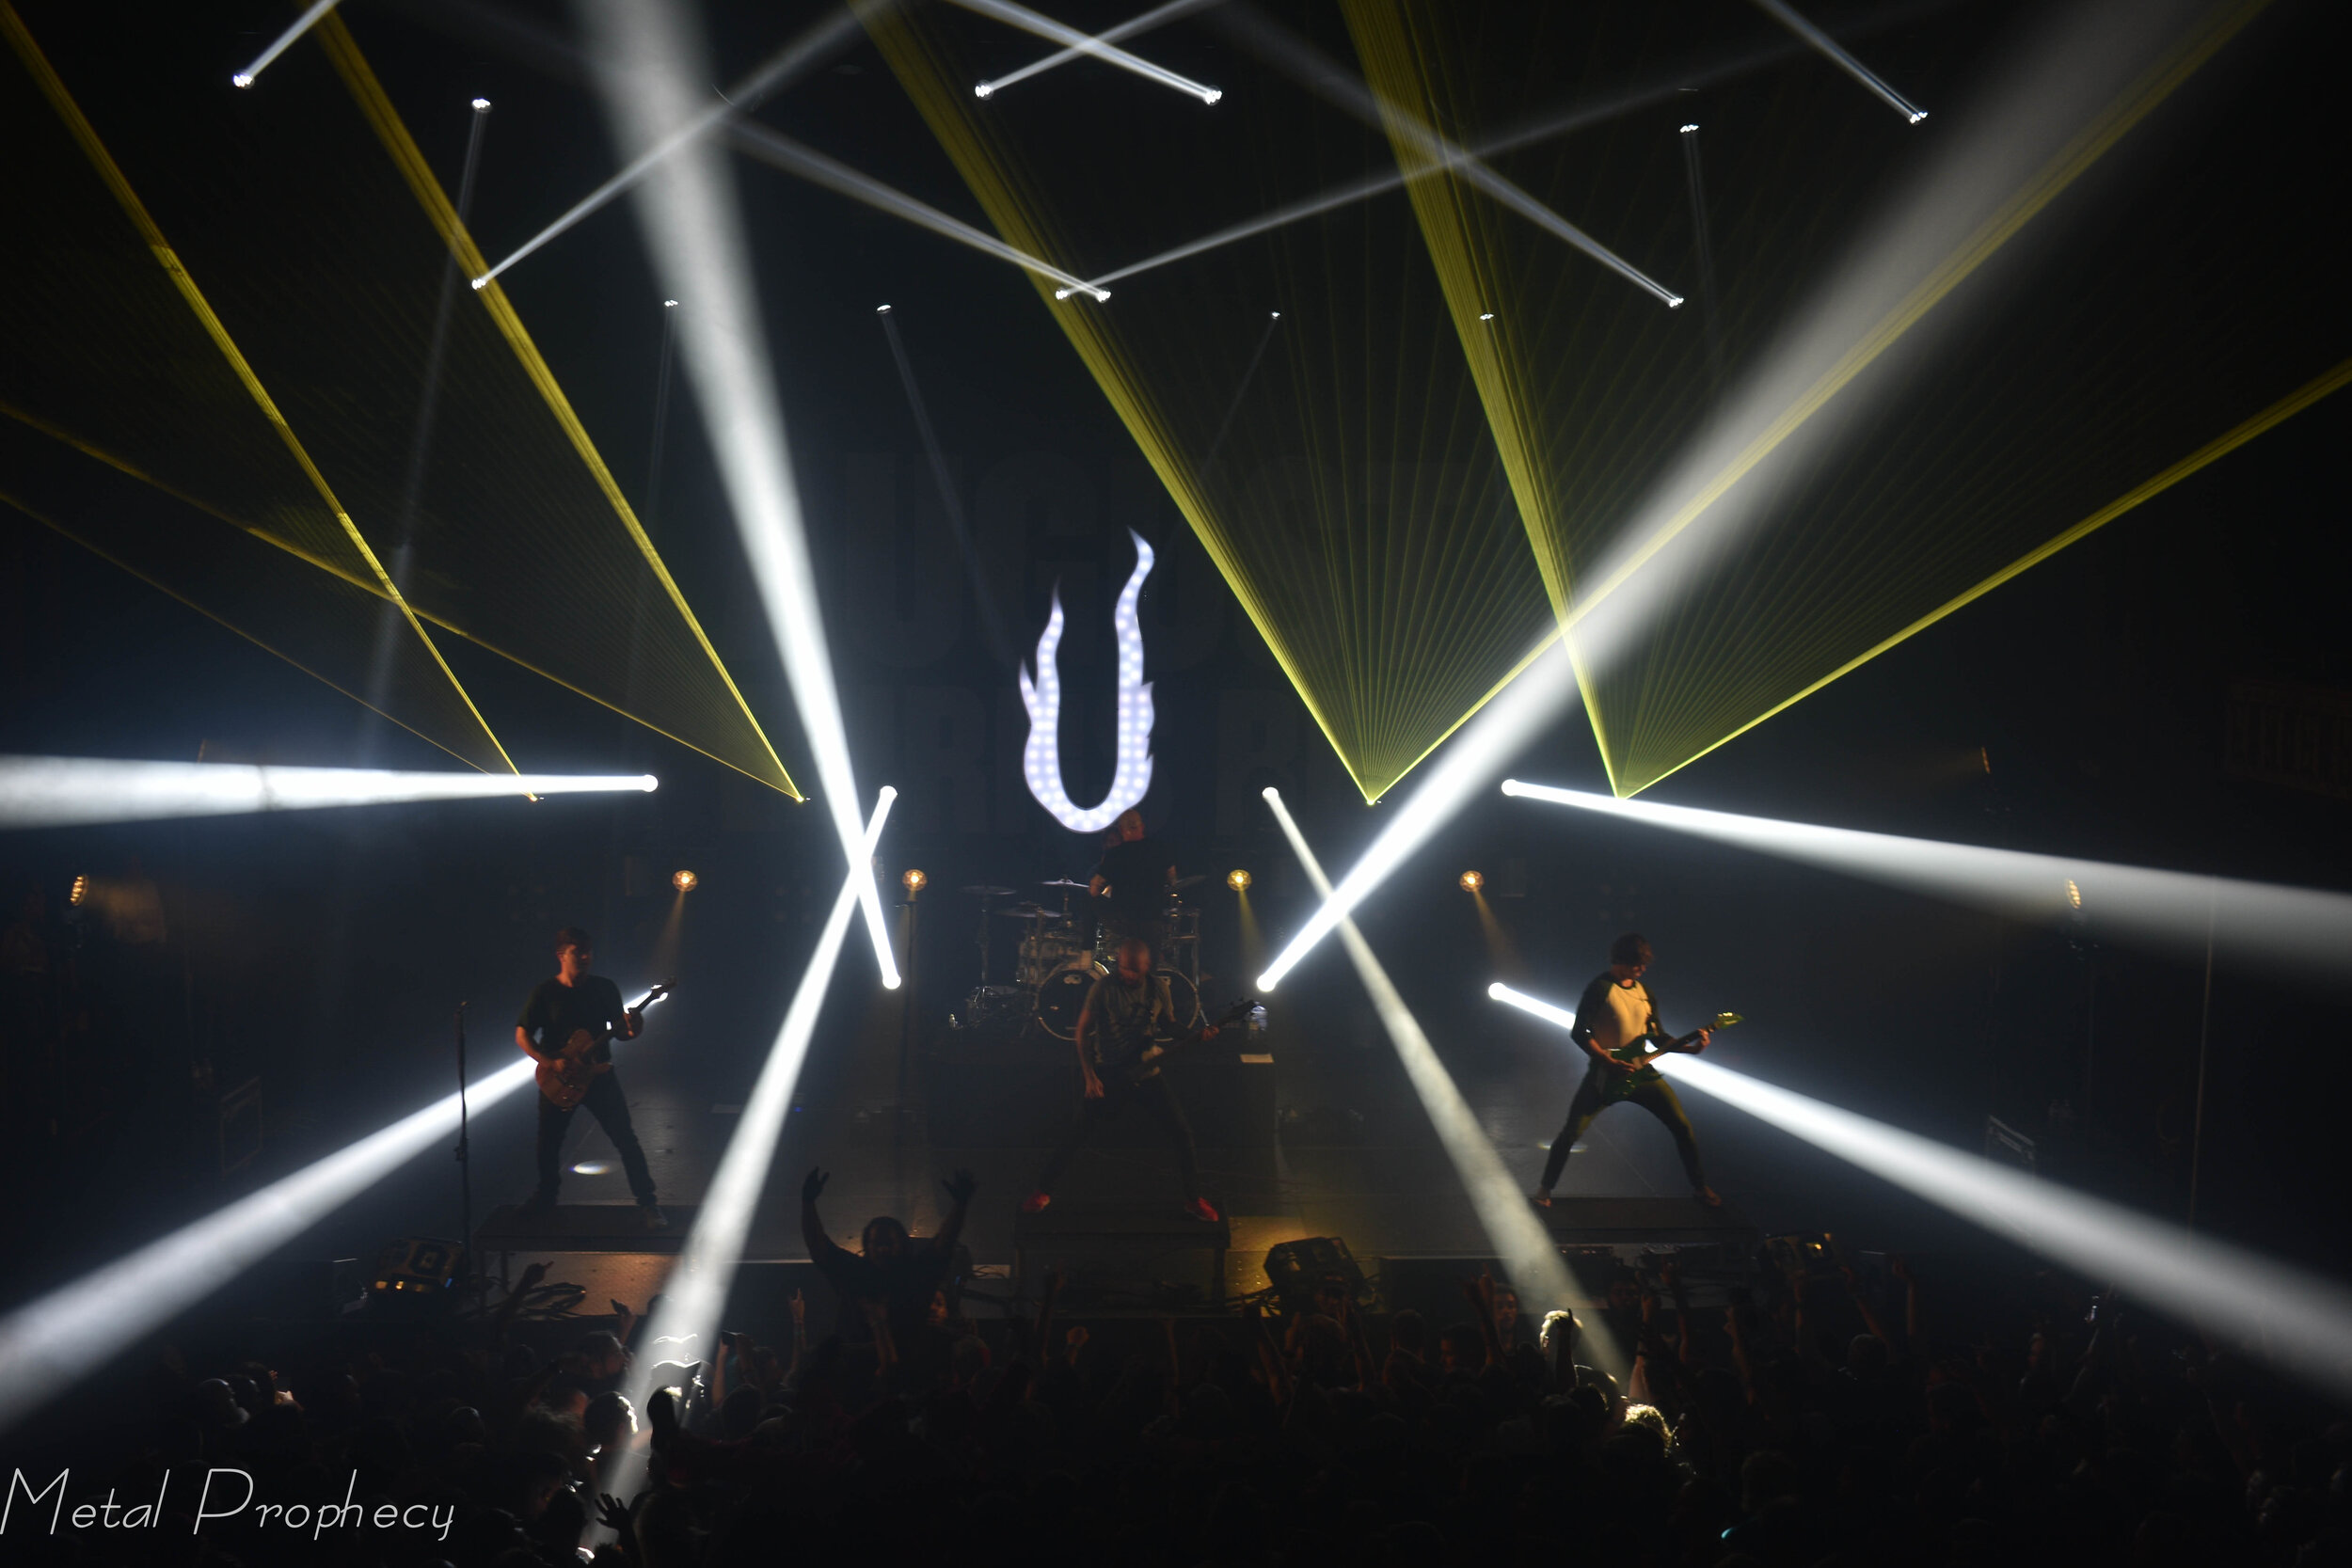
[455,1001,475,1295]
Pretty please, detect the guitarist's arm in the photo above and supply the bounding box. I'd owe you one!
[515,1024,552,1066]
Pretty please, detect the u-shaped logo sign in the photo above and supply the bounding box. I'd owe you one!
[1020,531,1154,832]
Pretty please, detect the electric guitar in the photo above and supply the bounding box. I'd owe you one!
[536,980,673,1110]
[1119,997,1259,1085]
[1601,1010,1742,1101]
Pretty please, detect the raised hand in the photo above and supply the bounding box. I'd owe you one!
[595,1493,639,1536]
[802,1167,829,1204]
[942,1169,978,1207]
[788,1289,806,1328]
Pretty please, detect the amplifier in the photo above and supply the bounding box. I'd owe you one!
[1263,1236,1376,1316]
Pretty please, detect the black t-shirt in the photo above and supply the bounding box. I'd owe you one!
[1094,837,1174,918]
[518,976,630,1065]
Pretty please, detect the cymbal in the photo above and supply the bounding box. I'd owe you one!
[960,884,1017,898]
[1168,874,1208,891]
[1040,878,1090,889]
[998,904,1052,918]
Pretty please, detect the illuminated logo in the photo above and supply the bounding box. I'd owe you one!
[1021,531,1155,832]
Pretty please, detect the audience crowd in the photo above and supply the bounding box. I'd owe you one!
[8,1173,2348,1568]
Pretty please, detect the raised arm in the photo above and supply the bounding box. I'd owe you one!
[934,1169,977,1257]
[799,1167,850,1269]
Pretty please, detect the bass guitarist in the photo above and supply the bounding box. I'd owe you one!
[517,927,665,1229]
[1025,936,1224,1223]
[1533,933,1720,1211]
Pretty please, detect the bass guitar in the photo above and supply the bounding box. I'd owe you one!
[1120,996,1259,1085]
[536,980,673,1110]
[1602,1010,1742,1101]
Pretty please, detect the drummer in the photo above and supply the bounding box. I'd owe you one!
[1089,809,1176,949]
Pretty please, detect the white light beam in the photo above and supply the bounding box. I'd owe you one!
[1751,0,1927,122]
[1496,981,2352,1402]
[1211,6,1678,307]
[1264,790,1613,1370]
[622,788,894,1414]
[1256,639,1578,990]
[974,0,1219,99]
[231,0,342,88]
[1257,0,2240,990]
[580,0,898,988]
[1500,778,2352,976]
[473,5,870,288]
[0,1054,539,1435]
[0,757,653,830]
[720,117,1107,300]
[951,0,1221,103]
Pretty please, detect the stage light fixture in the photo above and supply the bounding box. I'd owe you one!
[580,0,900,990]
[1499,778,2352,978]
[673,869,699,892]
[876,303,892,313]
[1228,869,1251,892]
[471,97,491,111]
[229,0,342,89]
[1680,122,1699,133]
[1459,870,1484,892]
[1748,0,1927,123]
[902,868,928,893]
[0,757,656,831]
[1478,312,1496,321]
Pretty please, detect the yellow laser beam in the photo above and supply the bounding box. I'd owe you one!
[1,0,519,781]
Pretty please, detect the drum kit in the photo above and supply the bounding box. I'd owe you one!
[954,876,1205,1041]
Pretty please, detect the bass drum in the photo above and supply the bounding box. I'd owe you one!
[1034,959,1201,1042]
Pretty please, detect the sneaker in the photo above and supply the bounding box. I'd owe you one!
[1692,1186,1724,1209]
[1020,1190,1052,1215]
[641,1204,670,1231]
[1531,1186,1553,1209]
[1184,1196,1221,1224]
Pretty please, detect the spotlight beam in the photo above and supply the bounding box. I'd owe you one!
[948,0,1222,104]
[1257,0,2263,990]
[1073,4,1941,293]
[1256,638,1578,990]
[230,0,342,88]
[621,788,894,1421]
[1263,790,1614,1371]
[974,0,1220,99]
[1750,0,1927,122]
[718,116,1107,300]
[0,1054,539,1436]
[0,757,654,830]
[1498,989,2352,1405]
[1501,779,2352,977]
[473,4,872,288]
[580,0,898,988]
[1208,5,1679,307]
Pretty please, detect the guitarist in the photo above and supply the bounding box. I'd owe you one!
[517,927,664,1229]
[1533,933,1721,1211]
[1024,936,1223,1223]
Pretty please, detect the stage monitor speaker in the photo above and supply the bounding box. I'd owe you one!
[366,1236,462,1316]
[1263,1237,1375,1315]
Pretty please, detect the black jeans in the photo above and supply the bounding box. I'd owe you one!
[1539,1067,1707,1194]
[535,1069,657,1205]
[1038,1073,1200,1200]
